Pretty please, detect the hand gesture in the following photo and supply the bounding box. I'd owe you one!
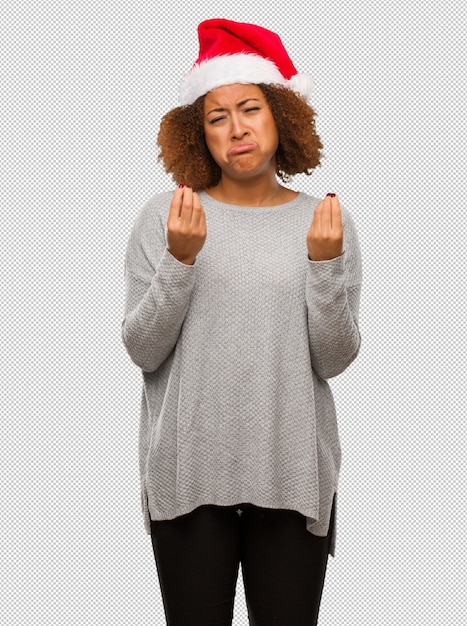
[307,193,344,261]
[166,185,207,265]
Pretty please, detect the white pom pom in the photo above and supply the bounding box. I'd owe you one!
[288,73,314,100]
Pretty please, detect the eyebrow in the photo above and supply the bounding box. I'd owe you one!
[206,98,261,115]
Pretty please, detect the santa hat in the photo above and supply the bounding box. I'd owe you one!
[180,19,314,105]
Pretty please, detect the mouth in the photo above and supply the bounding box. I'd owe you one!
[228,142,257,156]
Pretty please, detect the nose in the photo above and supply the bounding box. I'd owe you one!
[230,114,248,140]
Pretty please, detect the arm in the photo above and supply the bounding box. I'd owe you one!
[122,249,196,372]
[122,187,206,372]
[306,195,362,379]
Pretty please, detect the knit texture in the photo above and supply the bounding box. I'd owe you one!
[122,191,362,556]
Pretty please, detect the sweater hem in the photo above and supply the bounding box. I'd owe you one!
[143,495,337,557]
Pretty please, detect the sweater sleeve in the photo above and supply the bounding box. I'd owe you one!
[306,208,362,380]
[121,198,196,373]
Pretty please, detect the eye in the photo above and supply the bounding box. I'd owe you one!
[209,115,226,124]
[244,106,260,113]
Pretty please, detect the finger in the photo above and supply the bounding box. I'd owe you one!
[330,194,342,230]
[180,186,194,222]
[320,194,332,230]
[312,200,324,229]
[168,185,185,221]
[191,191,205,227]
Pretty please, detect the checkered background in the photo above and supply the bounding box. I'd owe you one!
[1,0,466,624]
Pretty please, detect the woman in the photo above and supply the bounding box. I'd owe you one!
[122,19,362,626]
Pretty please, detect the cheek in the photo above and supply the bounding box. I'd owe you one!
[268,127,280,153]
[203,127,218,151]
[203,132,224,167]
[204,138,218,164]
[204,131,228,166]
[264,117,279,148]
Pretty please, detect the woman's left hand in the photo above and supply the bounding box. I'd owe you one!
[307,193,344,261]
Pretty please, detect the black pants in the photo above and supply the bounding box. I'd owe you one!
[150,500,334,626]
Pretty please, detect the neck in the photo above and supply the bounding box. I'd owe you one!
[207,172,295,207]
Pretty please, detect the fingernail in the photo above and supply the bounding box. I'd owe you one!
[178,183,185,188]
[326,193,336,197]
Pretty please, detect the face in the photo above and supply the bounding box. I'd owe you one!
[203,83,279,180]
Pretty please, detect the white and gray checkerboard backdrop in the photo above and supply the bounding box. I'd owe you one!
[1,0,466,624]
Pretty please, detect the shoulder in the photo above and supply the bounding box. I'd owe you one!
[125,191,174,266]
[294,191,319,208]
[130,190,174,235]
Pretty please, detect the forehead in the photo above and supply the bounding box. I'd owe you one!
[204,83,265,108]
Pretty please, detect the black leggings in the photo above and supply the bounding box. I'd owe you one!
[150,500,334,626]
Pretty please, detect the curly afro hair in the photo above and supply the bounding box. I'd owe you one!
[157,84,323,190]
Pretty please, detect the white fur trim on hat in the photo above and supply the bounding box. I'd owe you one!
[288,73,314,101]
[180,54,288,105]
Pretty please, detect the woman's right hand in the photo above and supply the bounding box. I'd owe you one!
[166,185,207,265]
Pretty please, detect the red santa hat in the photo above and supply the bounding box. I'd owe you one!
[180,19,314,105]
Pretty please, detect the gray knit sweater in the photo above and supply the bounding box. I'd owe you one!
[122,190,362,556]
